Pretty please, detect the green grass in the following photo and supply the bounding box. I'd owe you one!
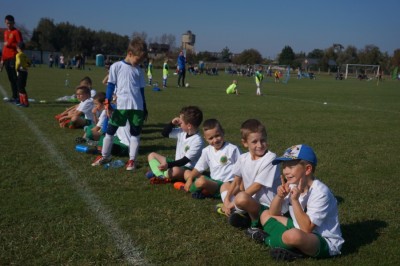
[1,66,399,265]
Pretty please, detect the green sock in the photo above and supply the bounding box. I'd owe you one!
[251,220,259,228]
[149,159,165,177]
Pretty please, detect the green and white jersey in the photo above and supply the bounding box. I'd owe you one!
[194,142,241,182]
[169,128,204,169]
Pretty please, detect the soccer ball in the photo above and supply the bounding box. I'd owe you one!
[185,83,189,87]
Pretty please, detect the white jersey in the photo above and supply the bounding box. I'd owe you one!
[232,151,280,207]
[77,98,94,121]
[194,142,241,182]
[169,128,204,169]
[108,60,146,110]
[283,179,344,256]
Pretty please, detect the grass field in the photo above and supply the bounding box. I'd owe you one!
[1,65,399,265]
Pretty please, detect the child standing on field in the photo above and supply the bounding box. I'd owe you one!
[183,119,241,199]
[146,106,204,183]
[255,66,264,96]
[91,37,148,171]
[162,58,169,88]
[15,42,31,107]
[226,80,238,95]
[223,119,280,236]
[147,59,153,86]
[259,144,344,261]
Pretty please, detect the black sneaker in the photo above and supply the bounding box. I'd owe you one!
[270,247,304,261]
[191,191,210,199]
[245,227,267,244]
[228,211,251,229]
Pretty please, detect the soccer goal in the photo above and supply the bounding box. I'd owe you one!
[344,64,380,80]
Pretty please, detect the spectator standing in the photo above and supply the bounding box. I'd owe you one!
[1,15,23,103]
[177,51,186,87]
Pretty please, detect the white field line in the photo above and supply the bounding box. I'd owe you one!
[0,85,147,265]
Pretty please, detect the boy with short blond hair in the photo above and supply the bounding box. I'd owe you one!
[260,144,344,261]
[147,106,204,183]
[92,37,148,170]
[183,119,241,199]
[223,119,280,235]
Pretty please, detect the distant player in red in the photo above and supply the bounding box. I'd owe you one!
[1,15,23,103]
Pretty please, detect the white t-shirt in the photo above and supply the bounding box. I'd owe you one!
[283,179,344,256]
[108,60,146,110]
[77,98,94,121]
[232,151,280,207]
[194,142,241,182]
[169,128,204,169]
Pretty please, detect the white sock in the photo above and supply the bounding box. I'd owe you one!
[129,135,140,160]
[102,134,113,158]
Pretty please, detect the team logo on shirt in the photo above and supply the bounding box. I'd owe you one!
[220,155,228,165]
[185,145,190,152]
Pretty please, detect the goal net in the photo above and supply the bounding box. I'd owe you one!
[344,64,380,80]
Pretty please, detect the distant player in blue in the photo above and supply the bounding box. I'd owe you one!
[177,51,186,87]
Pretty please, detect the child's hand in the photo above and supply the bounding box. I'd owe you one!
[171,117,181,126]
[277,175,290,198]
[183,179,192,192]
[158,163,168,171]
[290,178,303,201]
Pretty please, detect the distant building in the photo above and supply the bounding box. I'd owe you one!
[181,30,195,53]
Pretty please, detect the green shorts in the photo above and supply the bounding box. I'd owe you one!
[263,217,330,258]
[109,109,144,128]
[189,175,224,197]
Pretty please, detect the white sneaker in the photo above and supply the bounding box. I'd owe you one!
[91,155,112,166]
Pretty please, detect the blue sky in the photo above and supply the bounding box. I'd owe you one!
[2,0,399,58]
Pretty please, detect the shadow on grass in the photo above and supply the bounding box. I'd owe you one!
[341,219,387,256]
[336,195,344,205]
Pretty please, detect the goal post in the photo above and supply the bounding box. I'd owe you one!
[344,64,380,79]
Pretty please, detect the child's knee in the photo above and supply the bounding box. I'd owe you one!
[147,152,158,161]
[282,229,302,246]
[260,210,271,225]
[234,191,250,208]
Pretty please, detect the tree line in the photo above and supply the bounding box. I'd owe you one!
[22,18,400,73]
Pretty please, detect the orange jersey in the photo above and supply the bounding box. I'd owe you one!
[2,28,22,61]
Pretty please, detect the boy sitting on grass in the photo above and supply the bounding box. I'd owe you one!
[223,119,280,236]
[58,85,94,129]
[260,144,344,261]
[146,106,204,184]
[183,119,241,199]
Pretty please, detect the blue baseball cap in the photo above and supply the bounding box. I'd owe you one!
[272,144,317,165]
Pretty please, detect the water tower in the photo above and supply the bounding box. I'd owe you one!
[181,30,196,53]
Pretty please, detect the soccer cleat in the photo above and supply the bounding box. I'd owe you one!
[91,155,112,166]
[191,191,211,199]
[149,176,171,184]
[126,160,135,171]
[270,247,304,261]
[245,227,267,244]
[214,203,226,215]
[228,211,251,229]
[173,182,185,190]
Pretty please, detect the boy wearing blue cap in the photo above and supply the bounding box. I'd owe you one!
[259,144,344,261]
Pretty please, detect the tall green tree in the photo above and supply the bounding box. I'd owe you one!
[278,46,295,65]
[233,49,262,65]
